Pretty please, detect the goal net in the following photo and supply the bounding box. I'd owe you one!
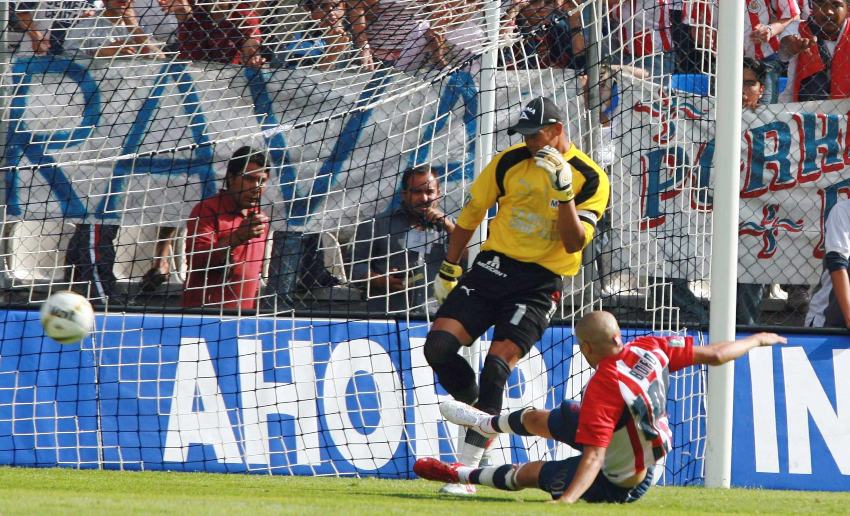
[0,0,713,484]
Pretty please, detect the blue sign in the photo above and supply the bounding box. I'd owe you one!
[0,309,710,485]
[732,333,850,491]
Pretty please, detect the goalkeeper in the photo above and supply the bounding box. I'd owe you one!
[423,96,610,494]
[416,310,787,503]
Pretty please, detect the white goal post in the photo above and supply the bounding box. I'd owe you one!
[705,1,744,489]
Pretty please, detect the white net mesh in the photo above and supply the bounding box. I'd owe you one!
[0,0,709,484]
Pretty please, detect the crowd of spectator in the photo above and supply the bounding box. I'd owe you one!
[6,1,849,96]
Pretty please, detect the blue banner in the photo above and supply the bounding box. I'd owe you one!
[0,309,710,485]
[732,333,850,491]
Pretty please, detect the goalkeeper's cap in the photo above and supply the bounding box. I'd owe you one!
[507,96,565,135]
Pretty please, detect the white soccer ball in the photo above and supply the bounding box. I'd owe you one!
[39,291,95,344]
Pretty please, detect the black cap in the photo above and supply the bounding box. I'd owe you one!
[507,96,565,136]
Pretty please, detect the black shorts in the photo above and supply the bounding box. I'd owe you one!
[538,459,654,503]
[435,250,563,356]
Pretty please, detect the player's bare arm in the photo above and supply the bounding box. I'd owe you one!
[444,225,474,264]
[694,332,787,366]
[555,445,606,504]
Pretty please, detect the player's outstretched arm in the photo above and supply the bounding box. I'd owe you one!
[694,332,787,366]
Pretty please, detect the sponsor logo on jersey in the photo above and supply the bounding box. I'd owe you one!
[668,336,686,348]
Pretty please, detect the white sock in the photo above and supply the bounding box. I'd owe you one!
[456,465,475,483]
[458,438,487,467]
[468,464,520,491]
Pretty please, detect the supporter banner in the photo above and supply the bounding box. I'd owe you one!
[1,56,581,234]
[732,335,850,491]
[617,75,850,284]
[0,309,703,484]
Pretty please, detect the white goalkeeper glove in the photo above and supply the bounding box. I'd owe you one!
[534,145,574,203]
[434,260,462,304]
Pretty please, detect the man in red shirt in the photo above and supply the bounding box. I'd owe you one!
[183,146,270,310]
[414,310,786,503]
[159,0,265,67]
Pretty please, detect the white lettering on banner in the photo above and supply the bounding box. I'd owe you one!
[408,337,458,458]
[237,339,320,467]
[163,338,241,463]
[156,333,580,469]
[749,347,780,473]
[618,75,850,286]
[321,340,404,470]
[6,58,580,232]
[783,347,850,475]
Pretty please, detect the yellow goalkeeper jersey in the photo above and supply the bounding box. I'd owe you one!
[456,142,610,276]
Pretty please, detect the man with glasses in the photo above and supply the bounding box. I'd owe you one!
[182,146,271,310]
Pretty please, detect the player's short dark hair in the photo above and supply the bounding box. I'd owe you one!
[743,57,766,84]
[227,146,267,178]
[400,164,435,191]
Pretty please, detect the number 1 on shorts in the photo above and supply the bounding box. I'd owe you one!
[510,303,527,326]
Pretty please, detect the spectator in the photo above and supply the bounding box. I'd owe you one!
[738,57,768,325]
[780,0,813,56]
[611,0,675,79]
[504,0,585,69]
[131,0,181,45]
[300,0,485,73]
[183,146,271,310]
[9,1,96,56]
[685,0,800,103]
[65,0,165,58]
[299,0,374,70]
[668,0,695,73]
[61,0,172,300]
[806,199,850,328]
[65,223,124,305]
[142,0,265,295]
[351,164,459,314]
[780,0,850,102]
[159,0,265,67]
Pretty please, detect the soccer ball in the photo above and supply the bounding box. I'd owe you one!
[39,291,95,344]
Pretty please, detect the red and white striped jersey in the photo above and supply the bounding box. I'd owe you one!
[684,0,800,59]
[614,0,674,57]
[575,335,694,485]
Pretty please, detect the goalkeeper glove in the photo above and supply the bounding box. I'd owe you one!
[534,145,574,203]
[434,260,462,304]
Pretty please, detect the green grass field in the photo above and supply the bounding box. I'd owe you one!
[0,467,847,515]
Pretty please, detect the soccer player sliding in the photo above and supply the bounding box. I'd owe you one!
[416,310,787,503]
